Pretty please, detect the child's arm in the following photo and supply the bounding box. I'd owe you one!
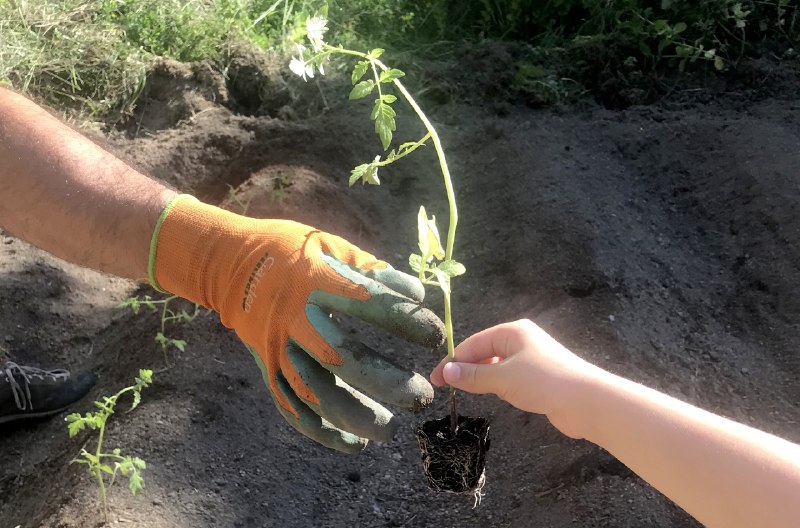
[431,320,800,528]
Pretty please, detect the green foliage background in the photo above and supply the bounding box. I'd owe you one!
[0,0,796,116]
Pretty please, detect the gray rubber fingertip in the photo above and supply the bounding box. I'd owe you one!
[274,373,368,454]
[372,267,426,302]
[406,372,435,412]
[286,343,398,443]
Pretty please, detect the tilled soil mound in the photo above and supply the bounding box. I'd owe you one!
[1,59,799,527]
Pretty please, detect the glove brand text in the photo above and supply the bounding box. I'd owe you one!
[242,251,275,313]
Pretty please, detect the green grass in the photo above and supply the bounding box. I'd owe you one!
[1,0,797,118]
[0,0,303,116]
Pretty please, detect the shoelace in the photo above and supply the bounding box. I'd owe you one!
[1,361,70,411]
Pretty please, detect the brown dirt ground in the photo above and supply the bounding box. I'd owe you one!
[1,52,799,528]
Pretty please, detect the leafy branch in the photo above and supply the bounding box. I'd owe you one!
[118,295,200,365]
[290,17,464,431]
[65,369,153,523]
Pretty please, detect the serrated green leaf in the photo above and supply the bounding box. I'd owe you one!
[368,48,384,59]
[129,470,144,496]
[98,463,114,475]
[118,297,141,314]
[672,22,687,34]
[112,448,121,456]
[409,254,423,273]
[438,260,466,277]
[133,457,147,470]
[117,457,134,475]
[66,415,86,437]
[349,160,380,186]
[381,94,397,103]
[137,369,153,385]
[372,101,397,150]
[714,55,725,70]
[131,390,142,411]
[349,80,374,100]
[379,68,405,83]
[171,339,186,352]
[155,332,167,345]
[351,61,369,85]
[349,163,369,186]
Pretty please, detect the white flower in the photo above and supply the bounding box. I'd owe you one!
[306,16,328,51]
[289,43,314,81]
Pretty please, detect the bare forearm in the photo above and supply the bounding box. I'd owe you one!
[574,370,800,528]
[0,88,175,280]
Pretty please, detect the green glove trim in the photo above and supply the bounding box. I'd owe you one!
[147,194,197,292]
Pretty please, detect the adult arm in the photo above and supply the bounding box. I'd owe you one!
[1,88,445,452]
[0,87,175,279]
[432,320,800,528]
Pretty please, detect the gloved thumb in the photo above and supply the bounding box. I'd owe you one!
[441,362,499,395]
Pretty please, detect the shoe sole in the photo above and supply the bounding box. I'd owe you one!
[0,404,73,424]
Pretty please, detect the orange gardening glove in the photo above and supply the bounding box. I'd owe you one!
[149,195,445,453]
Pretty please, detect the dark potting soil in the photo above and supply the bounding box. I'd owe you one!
[417,415,491,496]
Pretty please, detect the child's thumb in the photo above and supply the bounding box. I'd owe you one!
[442,362,497,395]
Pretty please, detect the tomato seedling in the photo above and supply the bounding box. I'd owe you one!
[66,369,153,523]
[289,16,466,430]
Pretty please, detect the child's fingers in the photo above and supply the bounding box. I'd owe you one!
[441,362,501,395]
[430,321,532,387]
[455,321,530,363]
[431,356,500,387]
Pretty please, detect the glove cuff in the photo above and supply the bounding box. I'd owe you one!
[150,195,259,313]
[148,194,197,292]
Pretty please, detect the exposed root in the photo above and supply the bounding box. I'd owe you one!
[416,415,490,498]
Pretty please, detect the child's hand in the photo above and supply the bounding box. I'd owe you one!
[430,319,598,438]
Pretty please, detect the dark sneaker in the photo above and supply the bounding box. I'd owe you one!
[0,362,97,424]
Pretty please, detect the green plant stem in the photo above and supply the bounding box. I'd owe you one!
[95,422,108,520]
[384,69,458,261]
[376,132,431,167]
[159,295,178,335]
[444,290,458,431]
[97,471,108,522]
[326,45,461,429]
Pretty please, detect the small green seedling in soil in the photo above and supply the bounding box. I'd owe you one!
[118,295,200,366]
[65,369,153,524]
[226,183,253,214]
[290,16,488,499]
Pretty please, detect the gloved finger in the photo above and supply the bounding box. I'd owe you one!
[286,341,398,442]
[244,343,368,453]
[359,264,425,303]
[311,255,445,349]
[273,371,369,454]
[302,305,434,411]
